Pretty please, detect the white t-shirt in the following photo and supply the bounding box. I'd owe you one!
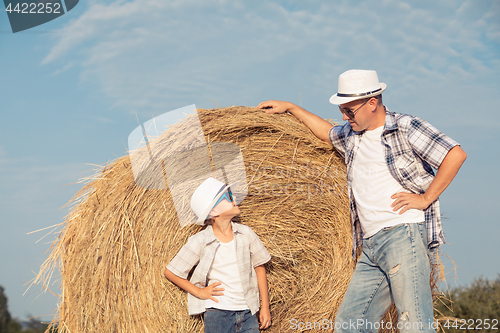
[205,239,249,310]
[352,126,425,238]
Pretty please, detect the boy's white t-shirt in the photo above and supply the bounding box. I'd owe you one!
[205,239,249,310]
[352,126,425,238]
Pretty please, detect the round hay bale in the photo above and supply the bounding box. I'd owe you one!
[36,106,439,332]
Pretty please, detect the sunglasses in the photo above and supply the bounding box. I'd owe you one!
[338,98,370,119]
[213,188,234,207]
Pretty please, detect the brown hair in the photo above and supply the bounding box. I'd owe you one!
[203,217,215,226]
[203,215,241,226]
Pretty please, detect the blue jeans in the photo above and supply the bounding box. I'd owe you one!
[335,222,436,333]
[204,308,259,333]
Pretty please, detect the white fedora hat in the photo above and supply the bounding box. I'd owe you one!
[329,69,387,105]
[190,177,236,225]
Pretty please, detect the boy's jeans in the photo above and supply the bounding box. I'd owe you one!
[204,308,259,333]
[335,222,436,333]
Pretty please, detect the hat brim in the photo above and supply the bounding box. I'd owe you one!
[195,182,238,225]
[329,83,386,105]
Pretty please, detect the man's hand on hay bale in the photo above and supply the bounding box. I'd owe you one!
[258,100,334,143]
[257,100,295,114]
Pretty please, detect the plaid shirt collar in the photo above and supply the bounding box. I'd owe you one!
[383,108,398,132]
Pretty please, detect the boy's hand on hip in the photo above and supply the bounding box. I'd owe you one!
[197,282,224,302]
[391,192,430,214]
[259,306,271,329]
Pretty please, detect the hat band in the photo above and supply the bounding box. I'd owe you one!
[337,88,382,98]
[213,184,227,199]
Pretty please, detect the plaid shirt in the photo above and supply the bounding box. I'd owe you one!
[166,222,271,315]
[329,108,459,259]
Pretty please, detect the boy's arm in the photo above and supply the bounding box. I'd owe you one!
[164,268,224,302]
[255,265,271,330]
[257,100,333,144]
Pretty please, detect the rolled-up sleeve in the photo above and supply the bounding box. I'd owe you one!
[166,236,202,279]
[408,117,460,170]
[248,229,271,267]
[329,125,348,158]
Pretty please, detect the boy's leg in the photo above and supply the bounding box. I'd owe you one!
[204,308,236,333]
[335,250,393,333]
[236,309,259,333]
[376,222,436,333]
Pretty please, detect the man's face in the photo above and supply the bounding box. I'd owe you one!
[339,97,377,131]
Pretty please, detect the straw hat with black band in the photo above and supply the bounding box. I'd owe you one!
[329,69,387,105]
[190,177,237,225]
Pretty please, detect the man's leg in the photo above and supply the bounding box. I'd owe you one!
[335,250,393,333]
[374,222,435,333]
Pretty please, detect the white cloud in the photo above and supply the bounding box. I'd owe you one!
[41,0,500,124]
[50,62,74,76]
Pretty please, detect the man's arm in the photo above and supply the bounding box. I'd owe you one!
[255,265,271,330]
[257,100,333,143]
[391,146,467,214]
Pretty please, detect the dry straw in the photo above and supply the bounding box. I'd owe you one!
[34,106,442,332]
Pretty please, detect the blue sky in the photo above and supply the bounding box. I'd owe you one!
[1,0,499,322]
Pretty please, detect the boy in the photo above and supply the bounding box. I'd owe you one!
[164,177,272,333]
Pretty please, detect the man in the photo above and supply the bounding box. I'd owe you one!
[258,69,466,333]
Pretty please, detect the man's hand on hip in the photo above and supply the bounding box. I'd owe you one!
[390,192,430,214]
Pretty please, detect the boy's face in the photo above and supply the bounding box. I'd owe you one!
[210,190,240,217]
